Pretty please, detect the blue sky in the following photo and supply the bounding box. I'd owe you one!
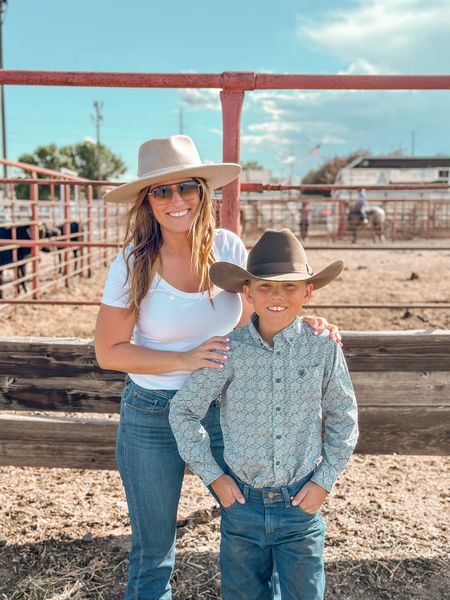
[3,0,450,181]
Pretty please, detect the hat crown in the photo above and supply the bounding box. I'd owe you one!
[137,135,202,177]
[248,229,308,276]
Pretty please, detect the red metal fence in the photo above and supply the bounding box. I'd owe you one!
[1,69,450,309]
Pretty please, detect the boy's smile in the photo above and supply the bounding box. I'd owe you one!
[243,279,313,344]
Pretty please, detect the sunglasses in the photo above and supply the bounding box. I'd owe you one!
[148,180,201,202]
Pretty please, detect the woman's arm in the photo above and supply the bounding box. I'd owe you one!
[94,304,230,373]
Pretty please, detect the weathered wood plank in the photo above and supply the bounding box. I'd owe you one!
[355,407,450,455]
[343,330,450,372]
[0,414,118,470]
[1,332,450,380]
[2,371,449,412]
[0,376,123,413]
[351,371,450,406]
[0,407,449,470]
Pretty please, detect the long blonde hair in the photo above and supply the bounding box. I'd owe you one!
[123,178,216,317]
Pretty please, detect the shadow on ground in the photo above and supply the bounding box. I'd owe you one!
[0,529,448,600]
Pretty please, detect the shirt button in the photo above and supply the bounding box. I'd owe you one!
[275,378,282,383]
[276,351,281,355]
[276,407,281,411]
[276,461,280,465]
[276,435,282,440]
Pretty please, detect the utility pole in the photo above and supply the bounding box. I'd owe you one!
[92,101,103,183]
[179,106,184,134]
[0,0,8,182]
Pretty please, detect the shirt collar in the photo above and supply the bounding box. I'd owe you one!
[248,313,303,349]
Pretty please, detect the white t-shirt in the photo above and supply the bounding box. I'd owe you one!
[101,228,248,390]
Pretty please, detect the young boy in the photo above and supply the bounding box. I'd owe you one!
[169,229,358,600]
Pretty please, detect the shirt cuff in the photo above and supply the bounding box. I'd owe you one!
[310,463,340,493]
[196,464,225,488]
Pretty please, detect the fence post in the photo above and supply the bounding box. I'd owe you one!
[30,171,39,299]
[220,76,249,235]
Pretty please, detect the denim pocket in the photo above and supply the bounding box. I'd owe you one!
[222,500,240,511]
[296,504,317,517]
[126,385,173,414]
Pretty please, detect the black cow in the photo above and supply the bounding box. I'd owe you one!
[42,221,91,278]
[0,224,47,298]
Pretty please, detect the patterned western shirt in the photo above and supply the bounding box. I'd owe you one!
[169,316,358,492]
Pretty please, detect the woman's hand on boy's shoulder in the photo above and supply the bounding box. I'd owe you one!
[211,474,246,508]
[181,336,231,371]
[302,315,343,347]
[291,481,328,513]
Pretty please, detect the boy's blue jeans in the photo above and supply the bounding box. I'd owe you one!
[220,471,326,600]
[116,379,281,600]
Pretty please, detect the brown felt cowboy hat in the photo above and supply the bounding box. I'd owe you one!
[210,229,344,293]
[104,135,241,204]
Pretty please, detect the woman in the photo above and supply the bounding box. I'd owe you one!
[95,135,340,599]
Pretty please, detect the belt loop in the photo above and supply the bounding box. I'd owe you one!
[281,486,291,508]
[242,483,250,501]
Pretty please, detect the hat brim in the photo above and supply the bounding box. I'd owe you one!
[210,260,344,294]
[104,163,241,204]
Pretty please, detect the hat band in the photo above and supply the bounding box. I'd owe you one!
[249,262,313,276]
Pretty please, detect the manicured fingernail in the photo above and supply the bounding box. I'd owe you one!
[339,341,344,347]
[225,346,230,351]
[226,337,231,341]
[313,331,318,336]
[223,355,228,360]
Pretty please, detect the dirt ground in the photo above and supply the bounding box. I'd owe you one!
[1,238,449,599]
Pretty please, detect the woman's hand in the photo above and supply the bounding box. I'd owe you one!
[302,315,343,346]
[181,336,231,371]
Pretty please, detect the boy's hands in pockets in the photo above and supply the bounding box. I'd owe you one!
[211,474,246,508]
[291,481,328,514]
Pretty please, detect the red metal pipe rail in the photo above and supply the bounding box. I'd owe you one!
[2,71,450,90]
[2,178,449,192]
[0,159,88,181]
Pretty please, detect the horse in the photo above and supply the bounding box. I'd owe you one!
[348,206,386,243]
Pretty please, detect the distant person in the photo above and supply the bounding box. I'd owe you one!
[170,229,358,600]
[356,188,368,223]
[299,201,312,240]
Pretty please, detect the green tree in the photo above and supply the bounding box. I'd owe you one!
[15,141,126,199]
[301,150,368,195]
[241,160,264,170]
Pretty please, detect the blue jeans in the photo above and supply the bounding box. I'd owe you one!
[220,471,326,600]
[116,378,227,600]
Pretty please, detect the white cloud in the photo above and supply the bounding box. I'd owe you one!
[180,89,221,111]
[247,122,302,134]
[297,0,450,73]
[338,59,384,76]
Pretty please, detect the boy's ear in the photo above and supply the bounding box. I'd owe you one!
[242,282,254,305]
[303,283,314,304]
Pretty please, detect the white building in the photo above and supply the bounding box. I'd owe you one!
[335,156,450,199]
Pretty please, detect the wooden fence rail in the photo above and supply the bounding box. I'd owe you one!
[0,331,449,469]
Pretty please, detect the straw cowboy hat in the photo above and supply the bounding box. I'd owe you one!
[104,135,241,204]
[210,229,344,293]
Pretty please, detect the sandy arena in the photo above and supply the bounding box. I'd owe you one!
[1,239,449,599]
